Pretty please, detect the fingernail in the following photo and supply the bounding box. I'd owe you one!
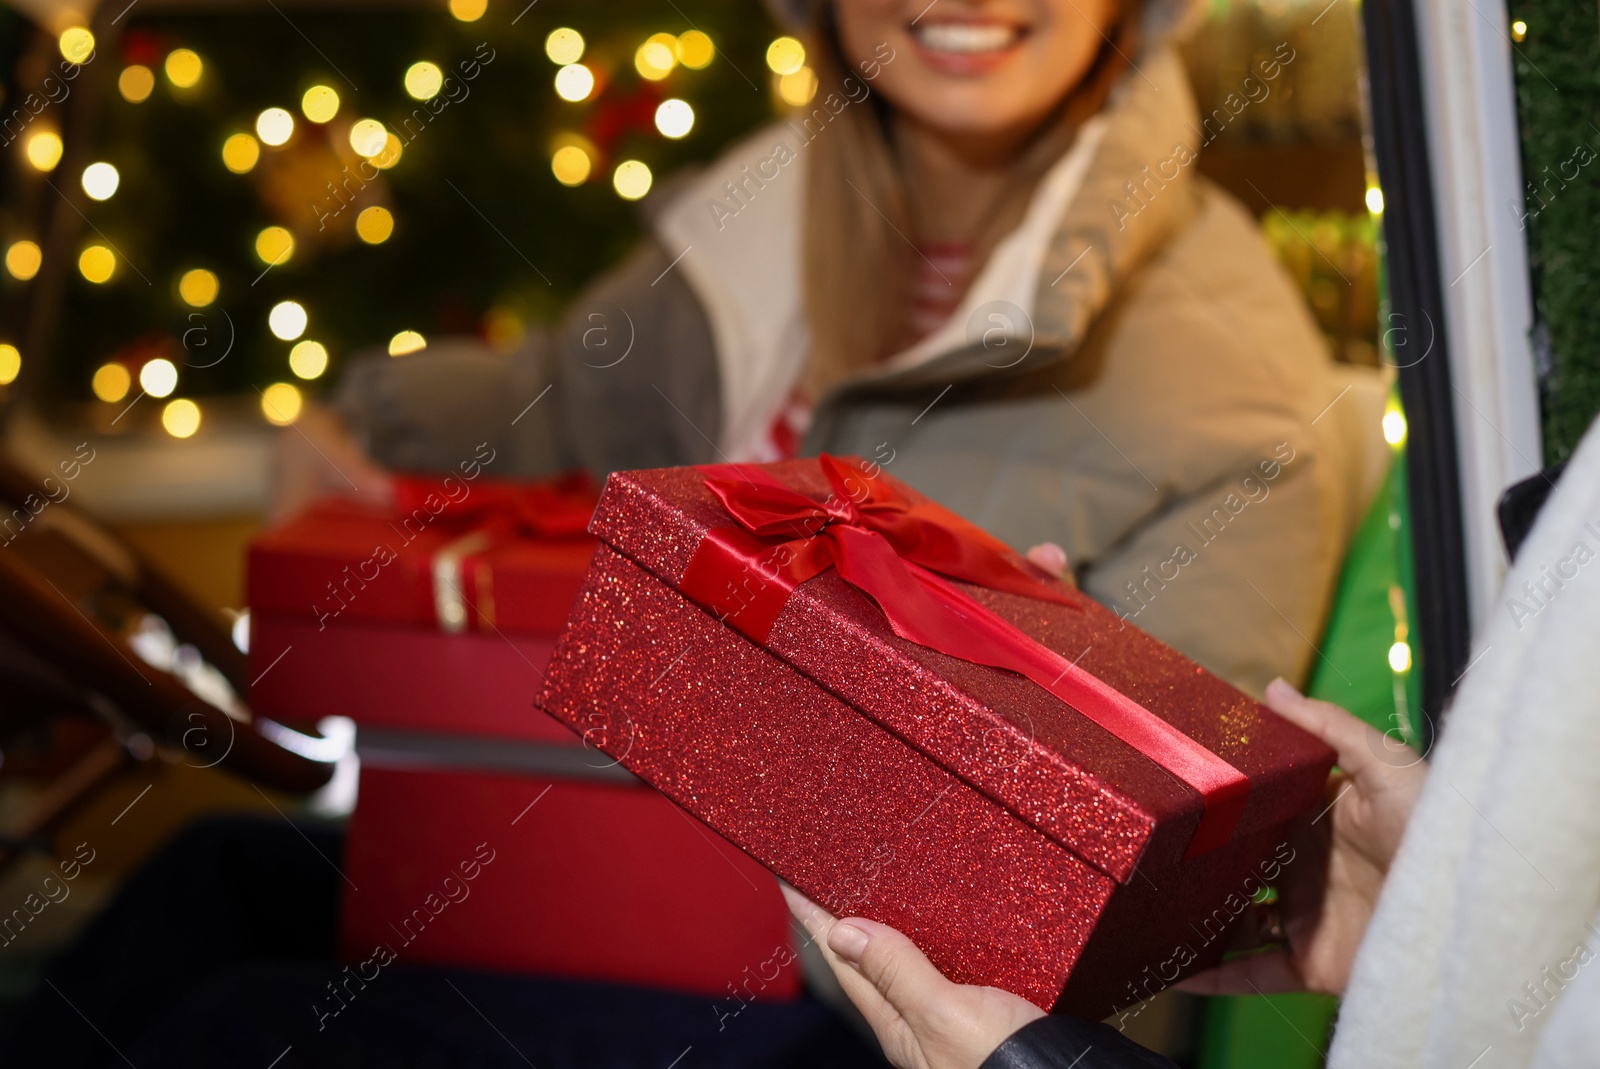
[1266,677,1303,701]
[828,922,869,963]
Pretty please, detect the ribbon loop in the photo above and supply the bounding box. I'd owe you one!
[681,455,1250,859]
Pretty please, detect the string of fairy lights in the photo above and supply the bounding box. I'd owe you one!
[1,7,822,438]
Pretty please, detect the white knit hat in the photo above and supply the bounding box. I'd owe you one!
[762,0,1206,51]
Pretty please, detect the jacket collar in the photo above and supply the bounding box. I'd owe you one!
[654,48,1203,453]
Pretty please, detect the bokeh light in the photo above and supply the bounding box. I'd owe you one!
[165,49,203,88]
[222,133,261,174]
[1388,640,1412,673]
[59,28,94,65]
[302,85,340,123]
[289,340,329,380]
[1511,19,1527,42]
[256,107,295,147]
[405,61,443,100]
[635,34,678,80]
[26,131,63,172]
[1365,186,1385,215]
[0,345,19,386]
[82,162,120,201]
[5,241,42,281]
[388,330,426,356]
[255,226,295,266]
[261,382,304,425]
[140,358,178,398]
[269,300,309,341]
[546,28,584,65]
[356,206,394,244]
[766,37,805,76]
[119,65,155,103]
[551,145,592,186]
[163,398,201,438]
[554,64,594,102]
[178,268,219,307]
[350,119,388,157]
[655,99,694,139]
[1383,405,1408,446]
[92,362,131,402]
[613,159,652,201]
[372,134,404,170]
[78,246,116,284]
[448,0,486,22]
[676,30,715,69]
[778,67,818,107]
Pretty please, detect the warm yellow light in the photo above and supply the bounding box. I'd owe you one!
[256,107,295,147]
[261,382,303,425]
[92,362,130,402]
[635,34,678,81]
[0,344,19,386]
[766,36,805,76]
[405,61,444,100]
[554,64,595,102]
[350,119,387,157]
[255,226,295,266]
[654,98,694,139]
[178,268,219,307]
[677,30,715,70]
[1365,186,1385,215]
[269,300,308,341]
[26,131,64,172]
[1383,406,1408,447]
[389,330,427,356]
[448,0,486,22]
[119,65,155,103]
[82,162,120,201]
[78,245,116,284]
[356,206,394,244]
[302,85,340,123]
[613,159,652,201]
[1388,640,1412,673]
[289,340,329,379]
[372,133,404,170]
[165,48,203,88]
[1511,19,1527,42]
[546,28,584,65]
[162,398,201,438]
[5,241,42,281]
[59,28,95,65]
[222,133,261,174]
[551,145,592,186]
[140,357,178,398]
[778,67,818,107]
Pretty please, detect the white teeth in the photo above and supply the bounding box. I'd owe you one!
[914,22,1019,54]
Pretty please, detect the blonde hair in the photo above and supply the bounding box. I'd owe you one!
[800,4,1136,397]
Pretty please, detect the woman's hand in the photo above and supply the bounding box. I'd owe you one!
[1180,678,1428,995]
[267,402,395,525]
[782,885,1043,1069]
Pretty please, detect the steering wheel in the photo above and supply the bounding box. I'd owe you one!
[0,451,335,803]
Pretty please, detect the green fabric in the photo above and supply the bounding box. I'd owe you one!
[1195,441,1418,1068]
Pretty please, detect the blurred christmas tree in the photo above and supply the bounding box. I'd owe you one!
[5,0,785,432]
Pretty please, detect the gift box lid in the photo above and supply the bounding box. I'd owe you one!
[249,476,597,636]
[580,458,1334,884]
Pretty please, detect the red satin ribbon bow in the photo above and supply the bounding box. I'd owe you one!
[391,471,599,539]
[680,455,1249,859]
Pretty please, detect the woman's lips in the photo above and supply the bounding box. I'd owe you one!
[909,20,1029,75]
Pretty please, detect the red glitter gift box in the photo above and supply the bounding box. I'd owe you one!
[535,456,1335,1016]
[247,475,799,998]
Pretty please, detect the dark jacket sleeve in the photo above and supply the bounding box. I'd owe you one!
[981,1017,1179,1069]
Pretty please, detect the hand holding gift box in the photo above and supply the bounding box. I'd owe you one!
[537,455,1336,1015]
